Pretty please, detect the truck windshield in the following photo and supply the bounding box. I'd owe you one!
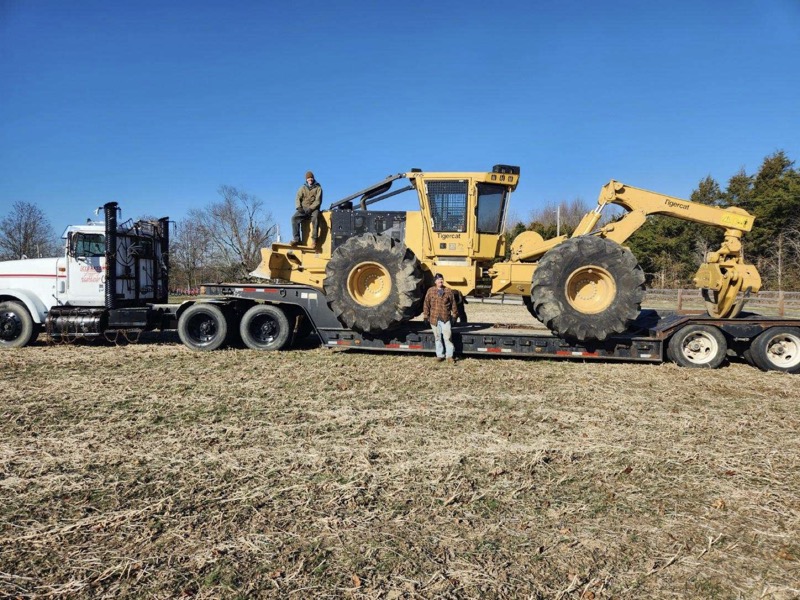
[476,183,508,233]
[427,180,467,232]
[72,233,106,257]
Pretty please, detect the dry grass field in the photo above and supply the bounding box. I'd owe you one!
[1,304,799,599]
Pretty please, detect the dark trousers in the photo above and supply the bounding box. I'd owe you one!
[291,209,319,242]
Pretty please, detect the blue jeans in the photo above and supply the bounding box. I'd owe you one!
[434,319,454,358]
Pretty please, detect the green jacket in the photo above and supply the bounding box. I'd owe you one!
[295,182,323,212]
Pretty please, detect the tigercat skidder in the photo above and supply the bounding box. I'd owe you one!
[252,166,761,341]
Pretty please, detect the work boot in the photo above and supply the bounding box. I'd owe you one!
[436,357,444,362]
[446,357,456,364]
[290,239,299,246]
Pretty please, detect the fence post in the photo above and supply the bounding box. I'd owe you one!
[779,290,785,317]
[677,288,684,311]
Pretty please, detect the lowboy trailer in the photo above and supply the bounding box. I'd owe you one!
[183,282,800,373]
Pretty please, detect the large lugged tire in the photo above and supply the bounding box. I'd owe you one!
[178,303,228,351]
[530,236,645,341]
[0,301,38,348]
[748,327,800,373]
[324,233,423,333]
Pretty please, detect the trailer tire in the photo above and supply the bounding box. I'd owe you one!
[667,324,727,368]
[239,304,291,351]
[0,301,38,348]
[748,327,800,373]
[178,303,228,351]
[530,236,645,340]
[324,233,423,333]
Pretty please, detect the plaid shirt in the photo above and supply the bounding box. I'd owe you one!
[423,285,458,323]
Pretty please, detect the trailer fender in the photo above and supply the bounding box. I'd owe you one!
[0,289,49,324]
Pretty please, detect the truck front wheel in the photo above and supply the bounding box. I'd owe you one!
[178,303,228,351]
[0,301,38,348]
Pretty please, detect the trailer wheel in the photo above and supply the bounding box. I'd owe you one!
[748,327,800,373]
[324,233,423,333]
[239,304,291,351]
[178,303,228,351]
[0,301,38,348]
[530,236,645,340]
[667,324,727,368]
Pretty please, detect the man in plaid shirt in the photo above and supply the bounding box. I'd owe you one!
[423,273,459,362]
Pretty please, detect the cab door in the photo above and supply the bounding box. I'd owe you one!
[65,232,106,306]
[424,179,471,259]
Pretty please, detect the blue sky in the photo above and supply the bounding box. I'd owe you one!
[1,0,799,240]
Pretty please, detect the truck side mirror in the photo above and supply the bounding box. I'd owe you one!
[67,233,78,258]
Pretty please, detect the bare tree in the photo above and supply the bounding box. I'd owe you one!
[170,218,215,291]
[192,186,276,280]
[0,201,60,260]
[762,225,800,291]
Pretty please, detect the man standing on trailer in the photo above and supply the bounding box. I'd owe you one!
[423,273,459,363]
[291,171,323,246]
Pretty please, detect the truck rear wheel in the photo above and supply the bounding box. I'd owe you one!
[0,301,38,348]
[239,304,291,351]
[529,236,645,340]
[178,303,228,351]
[748,327,800,373]
[324,233,423,333]
[667,324,727,368]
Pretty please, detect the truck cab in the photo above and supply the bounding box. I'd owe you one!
[0,203,169,347]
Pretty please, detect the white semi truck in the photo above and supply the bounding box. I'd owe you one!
[0,203,174,347]
[1,202,798,373]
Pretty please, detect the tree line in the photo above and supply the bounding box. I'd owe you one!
[508,150,800,291]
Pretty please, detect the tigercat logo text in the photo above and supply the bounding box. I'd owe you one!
[439,233,462,239]
[664,199,690,210]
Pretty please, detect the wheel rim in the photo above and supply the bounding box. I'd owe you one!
[763,333,800,368]
[0,310,23,342]
[248,313,279,344]
[347,261,391,306]
[186,312,219,346]
[680,331,719,365]
[565,266,616,314]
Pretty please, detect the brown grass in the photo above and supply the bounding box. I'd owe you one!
[1,305,799,599]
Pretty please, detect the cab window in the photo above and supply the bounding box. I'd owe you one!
[476,183,508,234]
[426,180,467,232]
[71,233,106,257]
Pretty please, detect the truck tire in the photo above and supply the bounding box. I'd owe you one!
[324,233,423,333]
[239,304,291,351]
[748,327,800,373]
[0,301,38,348]
[178,303,228,351]
[529,236,645,340]
[666,324,727,369]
